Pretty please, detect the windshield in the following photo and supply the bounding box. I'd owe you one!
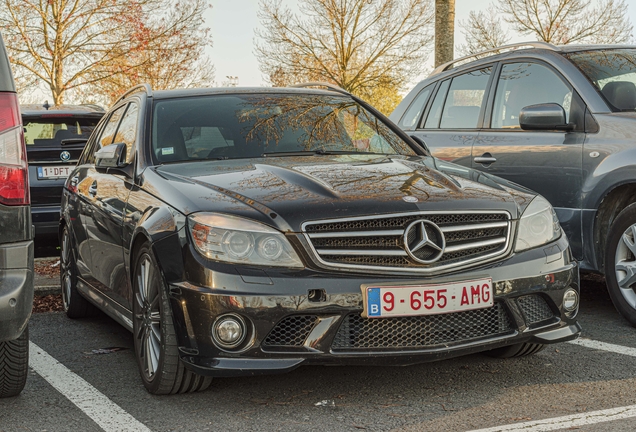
[151,94,416,163]
[23,118,99,146]
[566,49,636,111]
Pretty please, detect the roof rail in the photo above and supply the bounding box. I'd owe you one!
[430,42,560,77]
[289,82,350,96]
[79,103,105,112]
[117,83,153,102]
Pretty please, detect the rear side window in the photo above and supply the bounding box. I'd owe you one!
[439,68,492,129]
[424,79,450,128]
[23,118,99,146]
[398,84,434,130]
[491,62,573,129]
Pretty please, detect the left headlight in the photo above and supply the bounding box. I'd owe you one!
[188,213,304,268]
[514,196,561,252]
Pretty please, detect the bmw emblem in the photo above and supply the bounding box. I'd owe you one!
[60,151,71,162]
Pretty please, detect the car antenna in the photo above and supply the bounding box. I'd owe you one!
[43,100,50,110]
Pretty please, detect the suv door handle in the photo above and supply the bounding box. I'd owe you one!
[474,154,497,165]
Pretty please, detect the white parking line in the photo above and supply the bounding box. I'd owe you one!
[468,338,636,431]
[29,342,152,432]
[568,338,636,357]
[467,405,636,432]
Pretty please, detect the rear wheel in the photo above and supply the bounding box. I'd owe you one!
[605,203,636,326]
[60,226,95,318]
[486,342,545,358]
[0,326,29,398]
[132,244,212,395]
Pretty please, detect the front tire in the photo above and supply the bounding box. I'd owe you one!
[0,326,29,398]
[604,203,636,326]
[60,226,96,318]
[132,244,212,395]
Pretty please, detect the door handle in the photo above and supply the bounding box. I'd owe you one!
[88,181,97,197]
[474,153,497,165]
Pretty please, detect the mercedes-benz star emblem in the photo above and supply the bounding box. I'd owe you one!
[60,151,71,162]
[403,220,445,264]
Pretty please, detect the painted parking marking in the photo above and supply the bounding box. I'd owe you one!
[568,338,636,357]
[467,404,636,432]
[29,341,152,432]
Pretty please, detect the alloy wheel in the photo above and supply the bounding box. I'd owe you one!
[614,224,636,309]
[134,256,162,379]
[60,229,72,311]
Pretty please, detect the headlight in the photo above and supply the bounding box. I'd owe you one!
[514,196,561,252]
[188,213,303,268]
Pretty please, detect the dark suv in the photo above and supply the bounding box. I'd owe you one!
[21,103,104,239]
[0,33,32,397]
[392,42,636,326]
[60,83,580,394]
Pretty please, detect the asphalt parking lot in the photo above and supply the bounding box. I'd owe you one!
[1,270,636,432]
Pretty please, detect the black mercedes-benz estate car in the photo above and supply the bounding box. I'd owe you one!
[60,83,581,394]
[391,42,636,326]
[21,103,104,240]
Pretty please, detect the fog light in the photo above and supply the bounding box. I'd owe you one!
[563,289,579,316]
[212,314,246,349]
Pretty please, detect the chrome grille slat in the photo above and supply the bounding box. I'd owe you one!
[302,211,512,273]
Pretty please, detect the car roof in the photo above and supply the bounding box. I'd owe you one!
[20,103,105,117]
[150,86,349,100]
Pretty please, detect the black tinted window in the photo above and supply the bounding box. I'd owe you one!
[439,68,491,129]
[151,94,416,163]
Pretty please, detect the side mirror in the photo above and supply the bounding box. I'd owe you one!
[409,135,430,154]
[519,103,573,131]
[95,142,128,169]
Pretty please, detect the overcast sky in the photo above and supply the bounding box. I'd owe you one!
[206,0,636,87]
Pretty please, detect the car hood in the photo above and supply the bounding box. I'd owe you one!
[153,155,536,232]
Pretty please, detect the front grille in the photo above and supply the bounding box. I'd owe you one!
[303,212,511,272]
[332,303,513,350]
[517,295,555,324]
[262,315,320,347]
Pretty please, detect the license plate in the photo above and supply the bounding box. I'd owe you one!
[37,165,72,179]
[363,278,493,318]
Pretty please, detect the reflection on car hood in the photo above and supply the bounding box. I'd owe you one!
[154,154,536,230]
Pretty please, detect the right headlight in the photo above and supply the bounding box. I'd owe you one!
[514,196,561,252]
[188,213,304,268]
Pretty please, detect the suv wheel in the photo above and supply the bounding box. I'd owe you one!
[132,244,212,394]
[60,226,95,318]
[605,203,636,326]
[0,326,29,398]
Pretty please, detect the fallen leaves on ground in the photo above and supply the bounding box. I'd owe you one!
[34,259,61,278]
[33,294,63,313]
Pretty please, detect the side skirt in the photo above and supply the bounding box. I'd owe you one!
[77,279,133,332]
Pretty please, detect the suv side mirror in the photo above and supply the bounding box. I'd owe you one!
[519,103,573,131]
[95,142,128,169]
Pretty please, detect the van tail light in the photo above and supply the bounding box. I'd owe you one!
[0,92,29,206]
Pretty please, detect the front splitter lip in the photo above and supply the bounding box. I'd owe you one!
[179,320,581,377]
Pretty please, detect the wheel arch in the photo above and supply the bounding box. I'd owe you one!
[593,182,636,273]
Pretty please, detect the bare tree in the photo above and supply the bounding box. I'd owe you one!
[434,0,455,67]
[498,0,632,45]
[0,0,213,105]
[256,0,434,114]
[458,9,509,56]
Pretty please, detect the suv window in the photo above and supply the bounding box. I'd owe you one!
[439,68,491,129]
[398,83,434,130]
[424,79,450,129]
[491,62,573,129]
[23,118,98,146]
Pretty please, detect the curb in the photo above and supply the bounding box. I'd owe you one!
[35,286,59,296]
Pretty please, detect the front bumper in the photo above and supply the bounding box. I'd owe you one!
[0,240,34,341]
[165,235,580,377]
